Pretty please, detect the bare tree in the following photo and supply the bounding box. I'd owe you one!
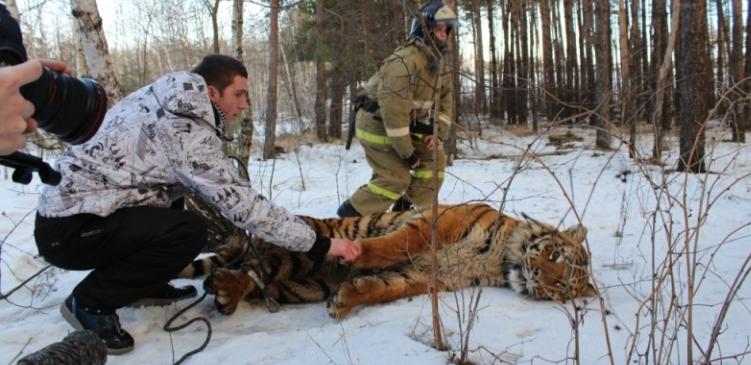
[200,0,221,54]
[539,0,555,121]
[651,0,679,162]
[594,0,612,149]
[715,0,729,98]
[618,0,633,156]
[729,0,746,142]
[470,0,486,114]
[563,0,577,121]
[677,0,708,173]
[70,0,123,103]
[581,0,597,120]
[486,0,500,120]
[313,0,327,142]
[263,0,280,160]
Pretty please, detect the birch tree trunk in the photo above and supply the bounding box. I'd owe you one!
[5,0,19,19]
[232,0,253,163]
[263,0,280,160]
[70,0,123,104]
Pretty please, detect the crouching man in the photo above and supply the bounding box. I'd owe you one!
[34,55,360,354]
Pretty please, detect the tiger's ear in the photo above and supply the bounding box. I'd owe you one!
[562,224,587,244]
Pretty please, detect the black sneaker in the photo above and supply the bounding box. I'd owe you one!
[127,283,197,307]
[337,200,361,218]
[60,295,134,355]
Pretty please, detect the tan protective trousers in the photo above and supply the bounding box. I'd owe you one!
[349,135,445,215]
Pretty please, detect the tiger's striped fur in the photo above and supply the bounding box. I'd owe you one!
[179,203,596,318]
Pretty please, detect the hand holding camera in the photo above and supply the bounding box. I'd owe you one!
[0,59,40,155]
[0,59,71,156]
[0,4,107,185]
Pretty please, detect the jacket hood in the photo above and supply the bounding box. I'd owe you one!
[150,71,227,138]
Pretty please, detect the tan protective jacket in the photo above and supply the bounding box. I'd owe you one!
[357,39,453,159]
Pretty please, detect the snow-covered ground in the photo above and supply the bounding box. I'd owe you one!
[1,124,749,364]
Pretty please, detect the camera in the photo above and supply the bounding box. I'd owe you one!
[0,3,108,185]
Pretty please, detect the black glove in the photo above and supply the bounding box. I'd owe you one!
[404,153,420,169]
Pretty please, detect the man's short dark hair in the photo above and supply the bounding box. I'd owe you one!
[192,54,248,94]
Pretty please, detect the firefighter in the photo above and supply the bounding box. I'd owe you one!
[338,0,457,217]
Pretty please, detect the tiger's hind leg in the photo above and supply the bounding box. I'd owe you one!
[178,234,249,278]
[327,269,443,319]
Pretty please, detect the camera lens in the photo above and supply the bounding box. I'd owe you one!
[20,67,107,145]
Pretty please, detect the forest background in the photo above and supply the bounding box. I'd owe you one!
[7,0,748,168]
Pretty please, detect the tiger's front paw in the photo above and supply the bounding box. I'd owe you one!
[204,268,253,315]
[327,286,354,319]
[326,278,367,319]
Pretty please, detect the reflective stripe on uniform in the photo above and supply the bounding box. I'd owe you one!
[413,100,433,110]
[438,112,451,125]
[367,182,401,200]
[411,169,445,179]
[356,128,390,144]
[385,126,410,137]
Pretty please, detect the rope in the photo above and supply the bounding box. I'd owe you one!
[244,240,281,313]
[163,292,212,365]
[159,154,282,364]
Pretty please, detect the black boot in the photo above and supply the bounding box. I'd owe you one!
[127,283,197,307]
[60,295,134,355]
[337,200,361,218]
[391,197,413,212]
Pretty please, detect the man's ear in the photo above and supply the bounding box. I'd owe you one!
[207,85,220,103]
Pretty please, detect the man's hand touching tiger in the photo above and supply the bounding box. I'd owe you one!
[328,238,361,262]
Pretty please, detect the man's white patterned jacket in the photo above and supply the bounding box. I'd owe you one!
[38,72,318,253]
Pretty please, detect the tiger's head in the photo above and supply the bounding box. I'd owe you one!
[507,223,597,301]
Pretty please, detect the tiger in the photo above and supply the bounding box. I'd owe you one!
[178,203,597,318]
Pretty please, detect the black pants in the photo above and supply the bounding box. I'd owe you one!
[34,205,206,310]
